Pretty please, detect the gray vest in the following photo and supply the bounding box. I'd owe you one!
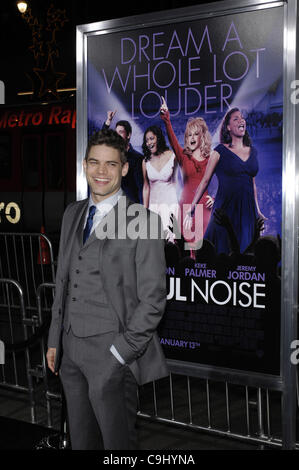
[63,219,119,337]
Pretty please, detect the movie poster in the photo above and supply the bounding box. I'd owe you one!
[86,5,283,374]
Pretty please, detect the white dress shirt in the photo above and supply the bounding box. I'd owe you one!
[85,188,123,235]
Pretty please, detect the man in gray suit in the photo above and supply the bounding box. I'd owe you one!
[46,129,168,450]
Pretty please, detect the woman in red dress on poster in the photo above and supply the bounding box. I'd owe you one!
[160,96,214,247]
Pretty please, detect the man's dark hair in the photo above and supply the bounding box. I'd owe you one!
[85,128,127,164]
[115,120,132,136]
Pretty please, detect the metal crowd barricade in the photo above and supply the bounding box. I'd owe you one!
[0,232,56,314]
[30,280,299,449]
[0,278,36,422]
[1,233,298,448]
[136,362,298,449]
[0,232,56,424]
[35,282,63,429]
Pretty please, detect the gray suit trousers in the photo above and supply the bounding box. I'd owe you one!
[60,328,138,450]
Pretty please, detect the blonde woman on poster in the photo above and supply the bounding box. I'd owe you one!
[160,96,214,247]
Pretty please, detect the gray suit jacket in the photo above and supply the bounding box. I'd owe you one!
[48,195,169,385]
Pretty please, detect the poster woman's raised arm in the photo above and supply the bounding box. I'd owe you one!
[160,96,185,165]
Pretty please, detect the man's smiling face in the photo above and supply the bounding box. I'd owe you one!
[83,144,128,203]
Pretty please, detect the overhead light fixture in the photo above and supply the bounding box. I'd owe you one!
[17,1,28,14]
[17,87,76,96]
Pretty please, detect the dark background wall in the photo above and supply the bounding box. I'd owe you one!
[0,0,218,105]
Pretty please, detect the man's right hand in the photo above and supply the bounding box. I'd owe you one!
[46,347,58,375]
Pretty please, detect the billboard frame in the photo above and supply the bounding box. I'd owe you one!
[76,0,298,448]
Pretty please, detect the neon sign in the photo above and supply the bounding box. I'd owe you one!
[0,105,76,129]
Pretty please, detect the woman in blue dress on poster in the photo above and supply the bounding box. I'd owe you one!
[184,108,266,254]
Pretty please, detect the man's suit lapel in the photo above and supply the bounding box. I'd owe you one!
[98,195,131,262]
[62,199,88,276]
[64,195,130,273]
[83,194,129,265]
[81,229,97,249]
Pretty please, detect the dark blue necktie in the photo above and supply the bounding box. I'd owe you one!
[83,205,96,244]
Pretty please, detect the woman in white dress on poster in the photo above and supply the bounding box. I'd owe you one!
[142,125,180,240]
